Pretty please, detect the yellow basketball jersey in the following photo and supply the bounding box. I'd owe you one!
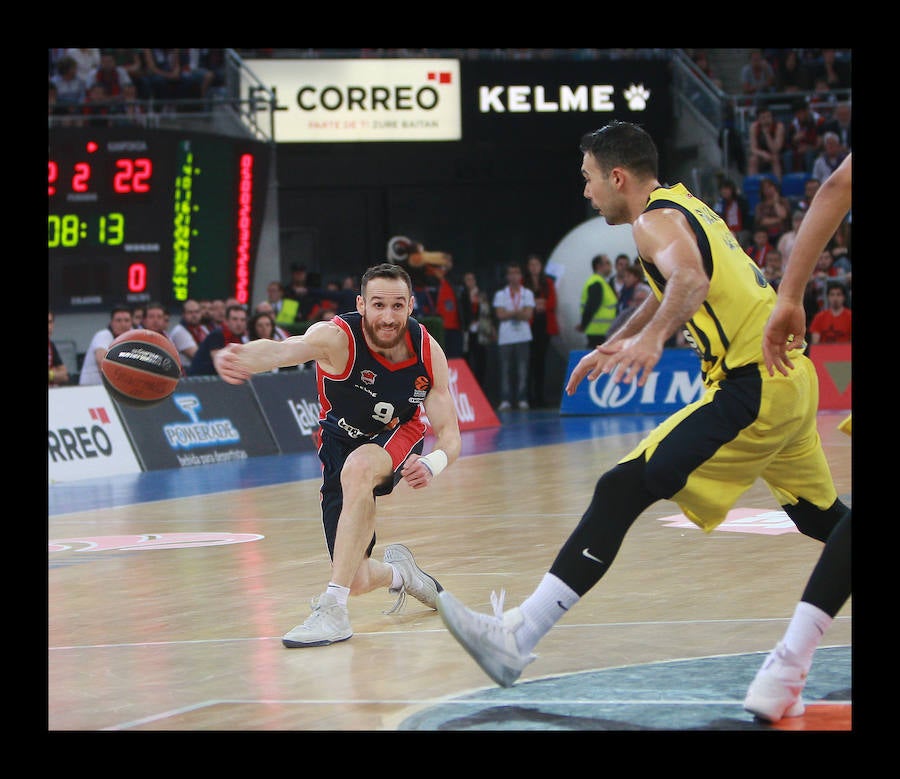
[638,183,779,384]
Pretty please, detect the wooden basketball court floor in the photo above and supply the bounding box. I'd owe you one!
[48,409,853,732]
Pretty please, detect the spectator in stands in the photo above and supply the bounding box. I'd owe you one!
[747,104,785,181]
[522,253,560,408]
[79,304,134,386]
[207,298,227,330]
[142,301,181,357]
[178,299,210,346]
[784,98,825,174]
[81,83,113,127]
[188,303,249,376]
[458,270,495,391]
[176,48,215,103]
[426,259,465,359]
[263,280,298,326]
[808,77,838,120]
[774,49,809,93]
[753,176,791,244]
[613,262,647,317]
[689,49,721,88]
[48,310,70,387]
[809,281,851,344]
[285,264,317,321]
[337,275,360,313]
[88,51,132,103]
[592,254,611,285]
[143,48,181,109]
[575,254,618,348]
[249,310,284,342]
[168,299,206,371]
[493,261,535,411]
[610,253,631,298]
[745,227,777,269]
[199,48,227,99]
[812,132,848,184]
[741,49,775,99]
[822,102,851,154]
[131,303,146,329]
[777,210,805,264]
[763,249,783,291]
[51,56,88,113]
[252,301,291,340]
[796,176,821,213]
[713,178,752,248]
[64,48,101,84]
[48,81,66,124]
[607,278,652,339]
[809,48,851,93]
[111,82,146,126]
[807,248,851,316]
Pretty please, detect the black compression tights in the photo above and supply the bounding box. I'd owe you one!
[549,457,657,597]
[799,509,851,617]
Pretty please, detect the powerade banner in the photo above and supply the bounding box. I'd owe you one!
[560,348,703,415]
[112,376,279,471]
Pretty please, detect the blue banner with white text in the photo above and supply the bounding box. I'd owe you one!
[560,349,704,415]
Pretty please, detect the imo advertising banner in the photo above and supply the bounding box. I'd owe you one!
[112,376,279,471]
[48,385,142,483]
[560,349,704,416]
[809,343,851,409]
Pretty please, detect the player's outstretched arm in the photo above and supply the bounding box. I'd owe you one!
[762,154,851,376]
[214,320,346,384]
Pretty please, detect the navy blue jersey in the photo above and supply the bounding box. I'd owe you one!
[317,312,434,443]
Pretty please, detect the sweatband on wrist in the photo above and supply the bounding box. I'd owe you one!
[418,449,448,477]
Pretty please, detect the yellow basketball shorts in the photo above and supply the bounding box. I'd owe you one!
[620,356,837,532]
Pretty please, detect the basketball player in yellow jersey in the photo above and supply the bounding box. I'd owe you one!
[436,122,850,720]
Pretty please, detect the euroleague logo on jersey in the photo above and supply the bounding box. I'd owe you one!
[409,374,430,404]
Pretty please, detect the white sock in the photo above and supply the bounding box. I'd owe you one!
[326,582,350,607]
[516,573,580,654]
[782,601,833,670]
[388,565,403,591]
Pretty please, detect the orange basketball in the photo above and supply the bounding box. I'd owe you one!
[101,329,182,407]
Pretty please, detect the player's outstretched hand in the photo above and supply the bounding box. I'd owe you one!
[400,453,434,490]
[762,300,806,377]
[565,348,607,395]
[214,343,253,385]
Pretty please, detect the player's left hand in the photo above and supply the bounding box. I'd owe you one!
[400,453,433,490]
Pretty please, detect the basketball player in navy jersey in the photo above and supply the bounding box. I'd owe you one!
[215,263,461,648]
[435,122,850,725]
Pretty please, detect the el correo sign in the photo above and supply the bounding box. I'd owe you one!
[243,59,461,142]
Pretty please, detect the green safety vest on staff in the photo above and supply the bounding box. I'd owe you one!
[275,297,300,325]
[580,273,617,337]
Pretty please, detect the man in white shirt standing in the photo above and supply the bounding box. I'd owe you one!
[492,262,535,411]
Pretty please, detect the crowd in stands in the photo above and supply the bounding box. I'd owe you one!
[49,48,226,126]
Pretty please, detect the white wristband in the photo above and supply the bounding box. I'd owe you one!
[418,449,448,478]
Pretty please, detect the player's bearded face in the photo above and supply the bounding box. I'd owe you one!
[362,303,408,349]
